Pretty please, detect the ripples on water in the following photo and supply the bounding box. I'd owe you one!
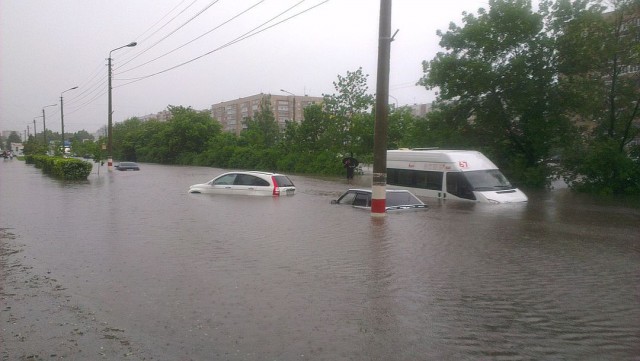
[1,161,639,360]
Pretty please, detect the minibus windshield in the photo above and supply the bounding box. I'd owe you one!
[464,169,513,191]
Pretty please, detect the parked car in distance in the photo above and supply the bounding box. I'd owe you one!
[115,162,140,171]
[331,189,428,211]
[188,171,295,196]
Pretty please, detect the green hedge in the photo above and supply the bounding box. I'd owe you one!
[25,155,93,180]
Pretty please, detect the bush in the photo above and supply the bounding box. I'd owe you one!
[562,140,640,195]
[27,155,92,180]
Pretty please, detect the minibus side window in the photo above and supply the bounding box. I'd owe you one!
[446,172,476,200]
[388,168,442,190]
[425,171,443,190]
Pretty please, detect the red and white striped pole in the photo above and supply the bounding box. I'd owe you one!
[371,0,393,217]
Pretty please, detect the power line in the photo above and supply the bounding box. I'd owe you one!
[116,0,205,70]
[65,61,104,102]
[117,0,265,75]
[53,1,198,118]
[115,0,328,87]
[134,0,192,44]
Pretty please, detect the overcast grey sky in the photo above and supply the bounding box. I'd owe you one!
[1,0,497,136]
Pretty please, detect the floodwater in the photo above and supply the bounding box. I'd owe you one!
[1,160,639,360]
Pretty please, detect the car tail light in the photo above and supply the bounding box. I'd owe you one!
[271,176,280,196]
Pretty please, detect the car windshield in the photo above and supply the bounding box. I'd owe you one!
[273,175,294,187]
[386,192,423,207]
[337,190,423,208]
[463,169,513,191]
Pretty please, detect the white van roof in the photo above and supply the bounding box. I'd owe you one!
[387,149,499,171]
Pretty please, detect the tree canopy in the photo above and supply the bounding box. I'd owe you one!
[419,0,639,192]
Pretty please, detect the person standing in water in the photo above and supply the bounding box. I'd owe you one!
[342,153,359,184]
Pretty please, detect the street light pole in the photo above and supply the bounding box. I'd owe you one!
[60,86,79,153]
[108,41,137,171]
[388,95,398,108]
[280,89,296,122]
[42,104,57,150]
[33,117,39,139]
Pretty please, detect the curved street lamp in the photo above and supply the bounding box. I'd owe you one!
[42,104,57,147]
[60,86,79,152]
[388,95,398,108]
[108,41,137,171]
[280,89,296,122]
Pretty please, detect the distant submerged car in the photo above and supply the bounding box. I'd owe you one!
[115,162,140,171]
[188,171,295,196]
[331,189,428,212]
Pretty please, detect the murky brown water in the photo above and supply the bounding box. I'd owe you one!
[1,160,639,360]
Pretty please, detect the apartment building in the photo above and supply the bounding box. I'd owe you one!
[139,109,173,122]
[211,93,323,135]
[410,103,431,118]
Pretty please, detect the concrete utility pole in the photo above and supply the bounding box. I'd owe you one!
[42,109,47,144]
[42,104,56,148]
[371,0,393,216]
[108,41,137,171]
[60,86,79,152]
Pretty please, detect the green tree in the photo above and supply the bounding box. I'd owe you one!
[113,117,146,161]
[550,0,640,194]
[5,131,21,150]
[323,67,375,153]
[196,131,239,168]
[70,130,95,143]
[241,96,280,149]
[323,67,375,117]
[292,103,333,152]
[419,0,574,187]
[112,106,221,164]
[165,105,221,164]
[22,137,47,155]
[387,106,418,150]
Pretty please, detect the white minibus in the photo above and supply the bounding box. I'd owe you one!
[386,149,528,203]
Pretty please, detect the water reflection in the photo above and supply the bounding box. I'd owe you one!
[1,160,638,360]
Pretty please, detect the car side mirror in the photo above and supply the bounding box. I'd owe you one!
[330,200,338,204]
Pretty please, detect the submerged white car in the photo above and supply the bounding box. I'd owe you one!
[331,189,428,211]
[188,171,295,196]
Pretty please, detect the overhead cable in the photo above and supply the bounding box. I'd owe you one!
[117,0,265,75]
[116,0,220,71]
[115,0,329,87]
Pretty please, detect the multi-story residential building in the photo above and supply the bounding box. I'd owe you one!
[211,93,323,135]
[603,5,640,145]
[139,109,173,122]
[410,103,431,118]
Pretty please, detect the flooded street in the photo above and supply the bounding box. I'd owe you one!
[1,160,639,360]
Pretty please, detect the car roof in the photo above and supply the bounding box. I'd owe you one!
[346,188,413,194]
[245,171,287,176]
[343,188,425,203]
[222,171,288,177]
